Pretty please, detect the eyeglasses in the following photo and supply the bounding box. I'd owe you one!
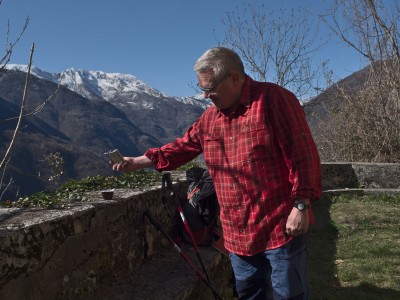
[197,74,230,93]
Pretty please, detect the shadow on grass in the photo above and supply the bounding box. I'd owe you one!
[308,194,400,300]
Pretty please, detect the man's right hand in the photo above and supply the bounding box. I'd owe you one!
[112,155,152,173]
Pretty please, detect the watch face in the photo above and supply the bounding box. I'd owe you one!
[294,202,308,211]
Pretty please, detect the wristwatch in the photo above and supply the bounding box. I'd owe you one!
[293,201,309,211]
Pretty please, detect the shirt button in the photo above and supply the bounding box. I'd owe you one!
[234,205,239,210]
[239,227,244,233]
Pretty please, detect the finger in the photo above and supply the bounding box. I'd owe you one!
[287,228,303,236]
[112,161,124,171]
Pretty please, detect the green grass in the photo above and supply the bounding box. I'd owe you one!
[308,193,400,299]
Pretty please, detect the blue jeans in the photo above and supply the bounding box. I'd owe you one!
[229,235,309,300]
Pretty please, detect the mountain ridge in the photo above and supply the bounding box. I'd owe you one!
[6,64,211,108]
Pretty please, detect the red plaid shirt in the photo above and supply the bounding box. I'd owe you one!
[145,76,321,255]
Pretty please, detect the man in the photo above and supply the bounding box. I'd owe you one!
[113,47,321,299]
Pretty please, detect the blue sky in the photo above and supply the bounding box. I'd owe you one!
[1,0,370,97]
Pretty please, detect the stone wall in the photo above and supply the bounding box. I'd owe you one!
[0,182,203,300]
[1,163,399,299]
[322,162,400,190]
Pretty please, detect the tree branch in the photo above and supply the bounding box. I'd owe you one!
[0,42,35,172]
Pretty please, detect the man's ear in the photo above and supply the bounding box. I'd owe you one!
[230,71,244,87]
[230,72,240,83]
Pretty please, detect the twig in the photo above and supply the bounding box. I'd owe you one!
[0,84,60,124]
[0,176,14,201]
[0,17,30,70]
[0,42,34,172]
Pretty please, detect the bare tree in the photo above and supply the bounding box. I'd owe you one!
[0,54,60,200]
[0,1,31,200]
[0,0,29,70]
[0,43,34,171]
[0,43,35,200]
[0,2,61,200]
[218,2,327,100]
[315,0,400,163]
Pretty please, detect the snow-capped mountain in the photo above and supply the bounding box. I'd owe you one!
[175,94,212,109]
[6,64,211,109]
[7,64,166,98]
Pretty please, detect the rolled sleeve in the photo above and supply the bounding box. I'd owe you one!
[268,85,322,201]
[144,121,204,171]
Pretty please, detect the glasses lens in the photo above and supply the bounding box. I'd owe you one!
[197,74,228,93]
[197,82,213,92]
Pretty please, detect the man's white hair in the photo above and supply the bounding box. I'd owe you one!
[194,47,245,80]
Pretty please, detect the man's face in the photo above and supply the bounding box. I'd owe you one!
[197,71,239,110]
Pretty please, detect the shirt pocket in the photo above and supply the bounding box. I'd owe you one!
[237,121,274,161]
[203,133,225,166]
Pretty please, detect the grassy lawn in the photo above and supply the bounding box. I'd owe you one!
[308,193,400,300]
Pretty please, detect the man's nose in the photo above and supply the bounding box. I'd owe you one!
[204,90,216,98]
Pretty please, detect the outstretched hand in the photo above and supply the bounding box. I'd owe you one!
[112,155,152,173]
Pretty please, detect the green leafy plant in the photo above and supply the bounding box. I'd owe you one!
[0,170,162,209]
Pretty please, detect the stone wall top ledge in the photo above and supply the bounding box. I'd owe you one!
[0,185,167,231]
[322,161,400,166]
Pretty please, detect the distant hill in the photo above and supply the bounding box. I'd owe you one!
[303,65,371,130]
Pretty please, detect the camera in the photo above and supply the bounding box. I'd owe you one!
[104,149,124,164]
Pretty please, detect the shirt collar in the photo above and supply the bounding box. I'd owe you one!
[239,75,254,107]
[218,75,253,116]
